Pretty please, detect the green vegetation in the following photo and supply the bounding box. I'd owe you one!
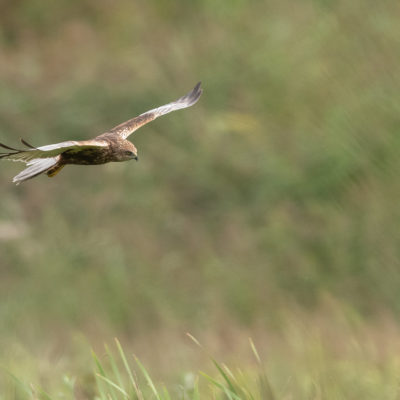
[5,333,400,400]
[1,0,400,398]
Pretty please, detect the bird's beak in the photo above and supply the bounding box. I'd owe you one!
[134,156,138,161]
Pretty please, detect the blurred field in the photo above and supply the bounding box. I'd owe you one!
[1,0,400,398]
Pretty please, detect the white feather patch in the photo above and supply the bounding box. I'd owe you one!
[13,157,59,185]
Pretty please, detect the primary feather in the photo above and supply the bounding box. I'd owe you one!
[106,82,203,139]
[12,157,60,185]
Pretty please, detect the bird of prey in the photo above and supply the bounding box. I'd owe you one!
[1,82,202,184]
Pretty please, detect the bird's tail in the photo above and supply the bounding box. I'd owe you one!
[13,156,60,185]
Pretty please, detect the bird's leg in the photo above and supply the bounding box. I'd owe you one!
[47,164,65,177]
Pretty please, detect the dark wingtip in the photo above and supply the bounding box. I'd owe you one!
[186,81,203,105]
[0,142,22,151]
[20,138,37,149]
[193,81,202,96]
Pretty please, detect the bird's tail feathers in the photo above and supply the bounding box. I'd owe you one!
[13,156,60,185]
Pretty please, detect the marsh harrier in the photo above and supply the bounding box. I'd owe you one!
[1,82,202,184]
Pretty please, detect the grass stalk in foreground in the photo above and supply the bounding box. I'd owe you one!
[9,336,267,400]
[6,331,400,399]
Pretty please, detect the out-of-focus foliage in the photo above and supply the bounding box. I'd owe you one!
[1,0,400,387]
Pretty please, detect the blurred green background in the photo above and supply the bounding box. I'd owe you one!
[1,0,400,396]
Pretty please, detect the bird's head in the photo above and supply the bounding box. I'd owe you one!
[115,141,138,162]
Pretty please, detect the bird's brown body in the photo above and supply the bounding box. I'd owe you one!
[60,148,110,165]
[59,135,135,165]
[47,135,137,177]
[0,82,202,184]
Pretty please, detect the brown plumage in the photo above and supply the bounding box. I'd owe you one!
[0,82,202,184]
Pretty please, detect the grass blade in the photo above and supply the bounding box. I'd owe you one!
[37,387,54,400]
[115,338,144,400]
[249,338,261,365]
[162,386,172,400]
[92,350,106,377]
[105,344,124,390]
[192,376,200,400]
[200,372,242,400]
[186,333,202,348]
[134,355,161,400]
[1,368,33,397]
[96,373,129,398]
[249,338,275,400]
[212,358,238,395]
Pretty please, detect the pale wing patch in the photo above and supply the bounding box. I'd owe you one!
[13,157,60,185]
[0,139,108,163]
[108,82,203,139]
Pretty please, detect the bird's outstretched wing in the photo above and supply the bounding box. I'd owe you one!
[106,82,203,140]
[0,139,108,163]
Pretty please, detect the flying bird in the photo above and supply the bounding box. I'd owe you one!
[1,82,202,184]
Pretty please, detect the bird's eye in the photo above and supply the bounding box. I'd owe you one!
[125,151,134,156]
